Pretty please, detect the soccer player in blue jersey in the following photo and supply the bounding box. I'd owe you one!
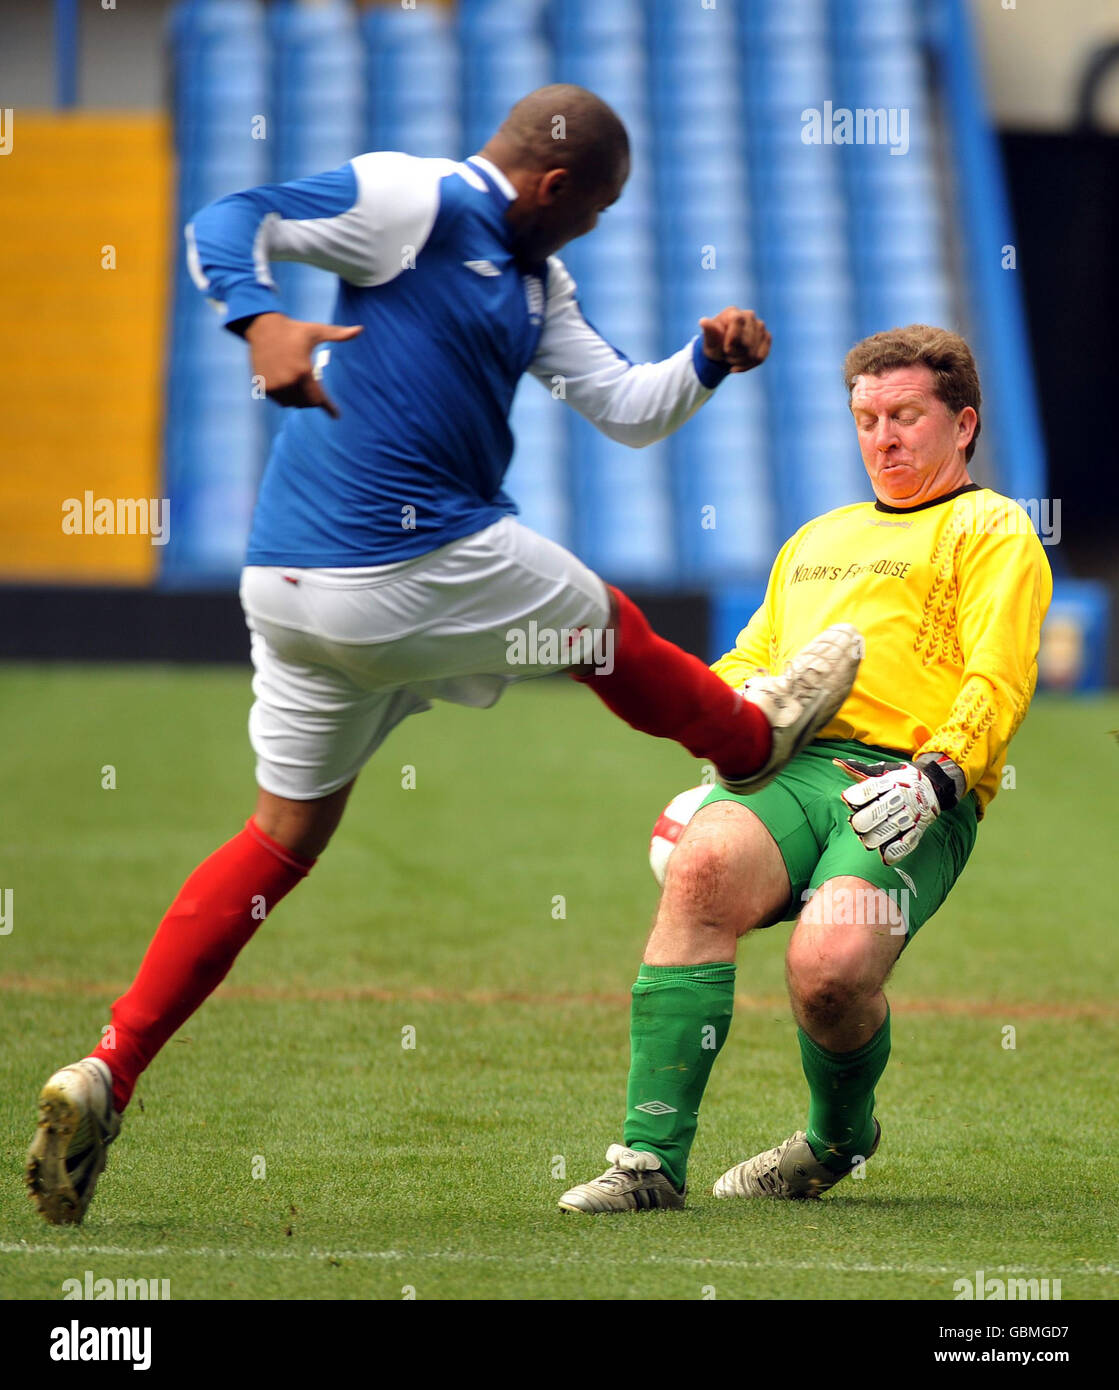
[27,85,862,1224]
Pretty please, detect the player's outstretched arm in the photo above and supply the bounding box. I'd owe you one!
[528,260,770,447]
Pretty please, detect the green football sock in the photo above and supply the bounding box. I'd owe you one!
[624,962,735,1190]
[798,1010,891,1173]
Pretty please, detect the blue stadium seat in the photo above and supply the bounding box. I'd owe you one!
[505,380,572,549]
[364,4,461,156]
[832,0,919,43]
[568,427,676,584]
[165,0,271,582]
[744,50,832,114]
[672,377,776,579]
[651,77,735,126]
[361,4,447,44]
[555,51,647,111]
[459,0,549,45]
[268,1,364,340]
[462,40,551,99]
[459,25,551,152]
[649,0,737,39]
[859,285,957,338]
[740,0,831,43]
[550,0,645,46]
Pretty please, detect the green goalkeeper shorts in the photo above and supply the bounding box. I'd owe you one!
[700,738,978,943]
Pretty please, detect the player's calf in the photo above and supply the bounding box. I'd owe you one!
[575,588,863,790]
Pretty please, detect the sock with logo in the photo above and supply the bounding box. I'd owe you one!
[798,1011,890,1173]
[573,586,771,779]
[89,818,315,1112]
[623,962,736,1190]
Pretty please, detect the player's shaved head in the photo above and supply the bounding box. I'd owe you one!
[494,84,630,191]
[480,86,630,262]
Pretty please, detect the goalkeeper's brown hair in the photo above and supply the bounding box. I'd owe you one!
[843,325,982,463]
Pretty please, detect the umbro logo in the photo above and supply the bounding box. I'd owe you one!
[463,259,501,277]
[634,1100,677,1116]
[894,867,918,897]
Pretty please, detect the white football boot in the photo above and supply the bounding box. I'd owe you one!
[26,1058,121,1225]
[713,1122,881,1201]
[558,1144,685,1213]
[719,622,865,794]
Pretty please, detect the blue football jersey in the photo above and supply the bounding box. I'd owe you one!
[186,153,729,565]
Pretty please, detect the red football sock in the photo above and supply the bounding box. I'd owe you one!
[89,817,315,1112]
[573,586,772,777]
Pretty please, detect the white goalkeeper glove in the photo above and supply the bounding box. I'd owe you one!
[836,754,965,865]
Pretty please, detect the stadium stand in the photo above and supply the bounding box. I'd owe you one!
[165,0,270,582]
[0,113,169,584]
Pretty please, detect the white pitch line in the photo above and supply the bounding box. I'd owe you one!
[0,1243,1114,1279]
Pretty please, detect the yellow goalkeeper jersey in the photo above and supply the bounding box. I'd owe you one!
[712,484,1053,815]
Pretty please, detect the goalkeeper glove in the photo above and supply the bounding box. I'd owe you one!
[836,754,965,865]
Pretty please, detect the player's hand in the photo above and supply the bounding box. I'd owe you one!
[836,759,940,865]
[244,312,363,418]
[698,308,771,374]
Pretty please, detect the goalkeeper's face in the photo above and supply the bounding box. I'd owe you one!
[850,365,977,506]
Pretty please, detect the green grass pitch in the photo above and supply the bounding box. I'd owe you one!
[0,664,1116,1300]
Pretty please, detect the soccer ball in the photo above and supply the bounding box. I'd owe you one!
[649,785,710,888]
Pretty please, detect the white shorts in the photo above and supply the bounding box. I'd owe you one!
[239,516,611,800]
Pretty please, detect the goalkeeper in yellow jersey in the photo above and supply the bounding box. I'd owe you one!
[560,324,1053,1212]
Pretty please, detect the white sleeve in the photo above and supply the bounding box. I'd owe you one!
[264,152,462,287]
[527,258,729,448]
